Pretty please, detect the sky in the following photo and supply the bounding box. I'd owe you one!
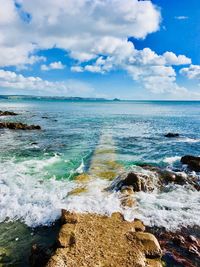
[0,0,200,100]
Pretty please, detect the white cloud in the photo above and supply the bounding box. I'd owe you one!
[163,52,191,66]
[0,0,196,98]
[41,61,65,71]
[175,16,188,20]
[180,65,200,80]
[0,69,93,96]
[0,0,161,67]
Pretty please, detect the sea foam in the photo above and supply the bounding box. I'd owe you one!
[0,156,200,230]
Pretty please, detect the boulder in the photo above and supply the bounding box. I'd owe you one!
[164,133,179,138]
[108,172,155,193]
[181,155,200,172]
[0,122,41,130]
[0,110,18,116]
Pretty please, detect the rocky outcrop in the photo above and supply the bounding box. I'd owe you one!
[149,226,200,267]
[164,133,179,138]
[181,155,200,172]
[0,122,41,130]
[107,164,199,195]
[45,211,162,267]
[0,110,18,116]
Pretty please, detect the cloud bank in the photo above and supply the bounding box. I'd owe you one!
[0,0,197,97]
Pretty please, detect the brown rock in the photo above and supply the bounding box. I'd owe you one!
[57,224,76,248]
[0,122,41,130]
[131,232,162,258]
[188,235,199,246]
[46,212,162,267]
[134,219,146,232]
[61,210,78,224]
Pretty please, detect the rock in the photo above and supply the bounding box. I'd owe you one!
[0,110,18,116]
[61,210,78,224]
[0,122,41,130]
[173,235,185,246]
[108,172,154,193]
[57,224,76,248]
[164,133,179,138]
[30,244,52,267]
[46,211,162,267]
[181,155,200,172]
[161,170,187,185]
[134,219,146,232]
[188,235,199,246]
[188,245,200,256]
[129,232,162,258]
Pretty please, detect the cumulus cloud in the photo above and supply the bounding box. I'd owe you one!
[180,65,200,80]
[0,0,195,97]
[41,61,65,71]
[0,0,161,66]
[0,69,93,96]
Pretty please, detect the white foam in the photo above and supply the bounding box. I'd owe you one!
[75,159,85,174]
[163,156,181,164]
[130,186,200,230]
[175,137,200,143]
[1,156,200,230]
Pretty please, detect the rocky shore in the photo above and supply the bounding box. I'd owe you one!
[31,211,162,267]
[30,155,200,267]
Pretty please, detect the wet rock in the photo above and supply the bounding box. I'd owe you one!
[30,244,52,267]
[181,155,200,172]
[188,235,199,246]
[164,133,179,138]
[172,235,185,246]
[0,122,41,130]
[161,170,187,185]
[188,244,200,256]
[108,171,154,193]
[0,110,18,116]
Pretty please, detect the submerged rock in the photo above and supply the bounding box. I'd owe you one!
[181,155,200,172]
[45,211,162,267]
[0,110,18,116]
[164,133,179,138]
[0,122,41,130]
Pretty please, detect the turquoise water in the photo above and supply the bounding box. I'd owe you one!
[0,99,200,266]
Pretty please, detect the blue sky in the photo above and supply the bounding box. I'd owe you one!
[0,0,200,99]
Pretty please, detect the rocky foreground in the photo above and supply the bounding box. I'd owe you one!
[42,211,162,267]
[30,154,200,267]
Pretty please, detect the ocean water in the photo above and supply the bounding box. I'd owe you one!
[0,98,200,266]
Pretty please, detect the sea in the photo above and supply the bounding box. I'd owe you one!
[0,97,200,266]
